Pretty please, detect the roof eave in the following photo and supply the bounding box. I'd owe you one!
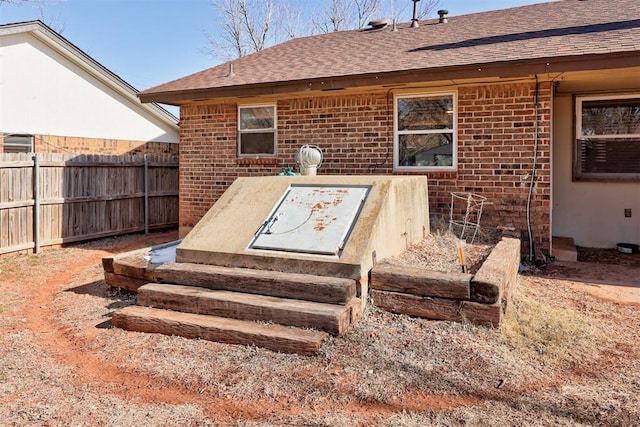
[138,51,640,105]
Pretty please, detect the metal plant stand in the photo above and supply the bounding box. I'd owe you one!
[449,192,487,243]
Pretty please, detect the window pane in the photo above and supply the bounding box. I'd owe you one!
[2,135,32,153]
[581,98,640,136]
[240,106,275,130]
[3,145,30,153]
[578,137,640,174]
[240,132,275,155]
[398,133,453,167]
[398,96,453,131]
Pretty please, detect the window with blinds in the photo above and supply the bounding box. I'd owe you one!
[575,95,640,180]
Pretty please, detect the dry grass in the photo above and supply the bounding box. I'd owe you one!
[381,220,500,274]
[1,231,639,426]
[502,285,606,368]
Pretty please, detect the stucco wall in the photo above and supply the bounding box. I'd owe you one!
[179,81,551,254]
[552,72,640,248]
[0,31,178,144]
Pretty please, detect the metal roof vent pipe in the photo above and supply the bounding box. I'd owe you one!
[225,63,235,78]
[438,9,449,24]
[410,0,420,28]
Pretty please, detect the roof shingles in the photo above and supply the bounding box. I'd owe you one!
[140,0,640,99]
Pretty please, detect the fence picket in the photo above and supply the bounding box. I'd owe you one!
[0,153,178,255]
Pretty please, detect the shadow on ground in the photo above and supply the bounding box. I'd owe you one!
[65,279,136,329]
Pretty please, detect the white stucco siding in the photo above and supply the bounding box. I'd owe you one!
[552,79,640,249]
[0,32,178,143]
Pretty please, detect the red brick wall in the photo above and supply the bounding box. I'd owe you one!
[179,82,551,254]
[31,135,178,156]
[433,83,551,257]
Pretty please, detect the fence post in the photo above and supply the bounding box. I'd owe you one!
[33,154,41,253]
[144,154,149,235]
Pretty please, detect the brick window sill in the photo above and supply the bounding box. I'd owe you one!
[236,157,277,166]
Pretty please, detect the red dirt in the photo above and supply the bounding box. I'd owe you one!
[2,232,264,420]
[1,232,477,425]
[538,260,640,306]
[1,231,639,425]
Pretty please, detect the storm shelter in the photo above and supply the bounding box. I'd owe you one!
[249,184,370,256]
[177,175,430,288]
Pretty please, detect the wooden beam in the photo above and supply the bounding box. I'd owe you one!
[371,264,470,299]
[0,200,35,210]
[372,289,461,322]
[137,283,358,335]
[33,154,40,253]
[102,255,115,273]
[459,300,503,327]
[104,272,148,293]
[40,226,145,247]
[111,250,156,282]
[154,262,357,305]
[0,241,34,255]
[113,306,329,355]
[470,237,521,304]
[372,290,503,327]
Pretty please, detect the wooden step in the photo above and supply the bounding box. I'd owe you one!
[112,306,329,356]
[137,283,359,335]
[154,262,356,304]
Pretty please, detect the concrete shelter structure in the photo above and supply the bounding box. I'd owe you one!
[139,0,640,257]
[177,175,430,289]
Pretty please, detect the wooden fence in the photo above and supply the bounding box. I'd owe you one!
[0,153,178,255]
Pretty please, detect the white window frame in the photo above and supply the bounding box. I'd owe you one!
[393,91,457,172]
[575,93,640,180]
[237,103,277,157]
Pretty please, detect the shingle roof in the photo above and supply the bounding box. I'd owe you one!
[139,0,640,102]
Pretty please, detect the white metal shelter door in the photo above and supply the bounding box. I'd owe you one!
[250,185,370,256]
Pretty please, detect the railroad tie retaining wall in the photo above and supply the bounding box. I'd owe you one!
[371,237,521,327]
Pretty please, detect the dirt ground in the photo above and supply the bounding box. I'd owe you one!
[1,231,639,426]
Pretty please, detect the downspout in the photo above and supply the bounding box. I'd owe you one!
[526,75,540,262]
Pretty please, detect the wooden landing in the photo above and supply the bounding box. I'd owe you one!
[154,262,357,304]
[113,306,329,356]
[137,283,360,335]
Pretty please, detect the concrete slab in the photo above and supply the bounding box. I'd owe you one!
[177,175,430,281]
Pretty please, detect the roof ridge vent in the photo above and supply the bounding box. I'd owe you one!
[438,9,449,24]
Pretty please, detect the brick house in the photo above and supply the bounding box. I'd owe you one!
[0,21,178,155]
[139,0,640,258]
